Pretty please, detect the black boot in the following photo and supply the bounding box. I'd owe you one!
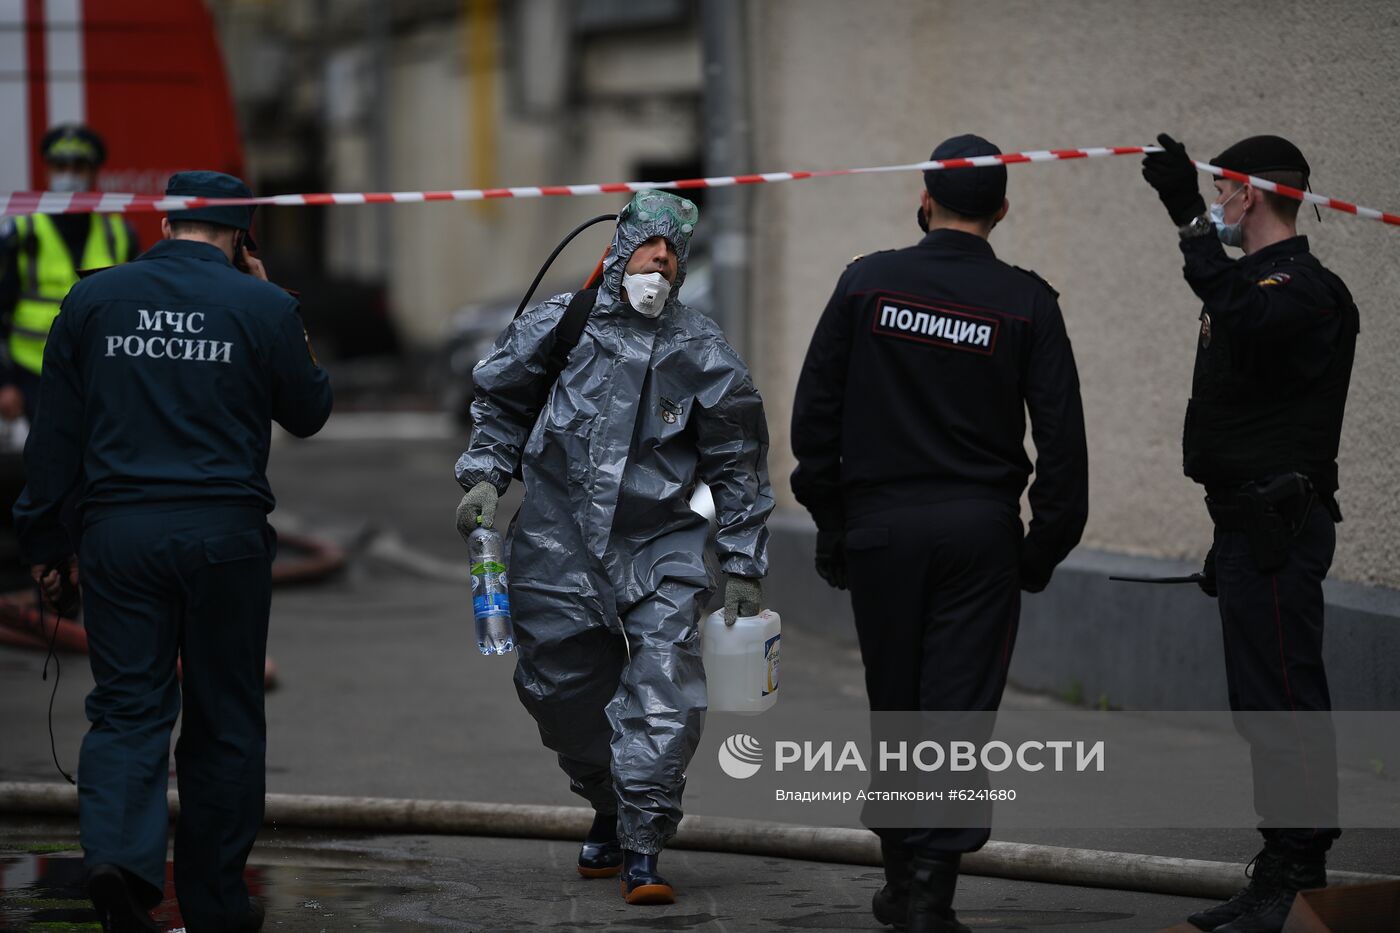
[1213,855,1326,933]
[906,855,971,933]
[873,840,913,928]
[87,864,160,933]
[620,850,674,905]
[577,810,623,878]
[231,897,266,931]
[1186,848,1284,930]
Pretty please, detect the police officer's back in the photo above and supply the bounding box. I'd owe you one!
[790,134,1088,933]
[792,136,1088,600]
[792,221,1088,590]
[13,171,331,932]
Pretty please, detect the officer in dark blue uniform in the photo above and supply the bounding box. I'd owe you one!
[791,134,1089,933]
[1143,135,1356,933]
[13,171,333,933]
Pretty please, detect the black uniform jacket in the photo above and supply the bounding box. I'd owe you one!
[791,228,1089,588]
[13,238,333,565]
[1179,234,1357,498]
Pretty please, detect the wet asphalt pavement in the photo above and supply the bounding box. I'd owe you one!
[1,819,1217,932]
[1,411,1395,931]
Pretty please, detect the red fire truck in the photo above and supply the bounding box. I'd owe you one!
[1,0,245,247]
[1,0,256,644]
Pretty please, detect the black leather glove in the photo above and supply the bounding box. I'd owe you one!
[1142,133,1206,225]
[1019,539,1053,594]
[815,529,848,590]
[1198,544,1218,598]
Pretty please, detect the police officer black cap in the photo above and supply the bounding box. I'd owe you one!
[1212,135,1311,181]
[924,134,1008,217]
[41,123,105,167]
[165,170,258,249]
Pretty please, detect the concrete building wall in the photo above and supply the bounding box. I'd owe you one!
[746,0,1400,586]
[324,11,700,344]
[212,0,704,352]
[377,18,702,345]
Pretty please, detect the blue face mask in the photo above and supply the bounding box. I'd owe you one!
[1208,186,1246,247]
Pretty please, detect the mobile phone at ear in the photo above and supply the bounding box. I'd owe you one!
[233,231,250,272]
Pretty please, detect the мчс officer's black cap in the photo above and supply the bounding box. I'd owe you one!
[1212,135,1311,181]
[165,171,258,248]
[924,134,1007,217]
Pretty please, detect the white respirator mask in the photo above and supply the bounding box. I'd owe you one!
[622,271,671,318]
[47,171,86,194]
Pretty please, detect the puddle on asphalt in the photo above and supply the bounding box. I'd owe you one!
[0,851,415,931]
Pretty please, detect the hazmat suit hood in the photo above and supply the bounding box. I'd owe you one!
[600,190,696,306]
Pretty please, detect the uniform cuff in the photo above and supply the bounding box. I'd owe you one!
[805,500,845,534]
[19,527,73,568]
[720,555,766,579]
[1019,538,1055,593]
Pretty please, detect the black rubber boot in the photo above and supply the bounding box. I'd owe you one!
[872,839,913,928]
[620,850,674,905]
[577,810,623,878]
[906,854,971,933]
[1213,855,1326,933]
[231,898,266,931]
[87,864,160,933]
[1186,848,1284,930]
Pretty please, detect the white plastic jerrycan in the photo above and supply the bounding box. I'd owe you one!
[702,609,780,715]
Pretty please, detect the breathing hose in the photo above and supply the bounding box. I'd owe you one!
[513,214,617,319]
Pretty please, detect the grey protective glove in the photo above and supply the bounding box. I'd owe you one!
[456,481,499,539]
[723,575,763,626]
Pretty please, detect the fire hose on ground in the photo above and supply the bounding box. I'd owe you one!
[0,781,1395,901]
[0,530,347,687]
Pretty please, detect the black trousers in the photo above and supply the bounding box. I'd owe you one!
[845,498,1022,856]
[1215,505,1341,857]
[78,506,274,931]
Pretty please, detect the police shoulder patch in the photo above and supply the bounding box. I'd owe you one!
[846,248,893,268]
[1257,272,1292,288]
[1011,264,1059,299]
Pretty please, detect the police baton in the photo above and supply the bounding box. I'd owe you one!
[1107,573,1207,585]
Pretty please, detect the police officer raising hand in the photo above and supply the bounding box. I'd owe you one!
[1142,133,1207,225]
[1143,134,1357,933]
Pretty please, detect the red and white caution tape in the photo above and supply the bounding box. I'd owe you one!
[4,146,1397,227]
[1191,161,1399,225]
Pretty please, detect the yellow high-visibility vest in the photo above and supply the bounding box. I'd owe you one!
[10,212,131,374]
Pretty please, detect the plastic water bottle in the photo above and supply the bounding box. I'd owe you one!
[701,609,780,715]
[468,525,515,655]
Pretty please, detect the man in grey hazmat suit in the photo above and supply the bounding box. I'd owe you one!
[454,191,773,905]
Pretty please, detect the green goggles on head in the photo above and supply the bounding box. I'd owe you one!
[628,191,699,235]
